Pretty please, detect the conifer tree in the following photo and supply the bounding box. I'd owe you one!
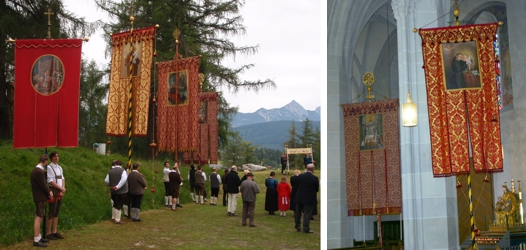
[78,60,109,147]
[94,0,276,152]
[0,0,99,138]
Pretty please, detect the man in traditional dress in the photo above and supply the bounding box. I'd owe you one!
[169,166,182,211]
[46,151,66,240]
[128,163,147,222]
[209,167,221,205]
[31,154,53,247]
[194,165,206,204]
[163,162,173,208]
[105,160,128,224]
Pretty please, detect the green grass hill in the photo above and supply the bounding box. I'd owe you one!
[0,139,190,246]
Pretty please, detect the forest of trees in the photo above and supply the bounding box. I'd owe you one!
[2,1,265,150]
[1,0,320,167]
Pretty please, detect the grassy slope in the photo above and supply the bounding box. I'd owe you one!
[0,140,320,249]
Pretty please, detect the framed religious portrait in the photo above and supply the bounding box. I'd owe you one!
[31,55,64,96]
[442,41,481,90]
[359,114,383,150]
[120,43,143,78]
[167,70,189,105]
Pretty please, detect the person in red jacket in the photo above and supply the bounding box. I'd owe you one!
[277,176,291,217]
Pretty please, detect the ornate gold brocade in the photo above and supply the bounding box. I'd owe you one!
[419,23,503,177]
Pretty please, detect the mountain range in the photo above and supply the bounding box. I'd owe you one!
[232,100,321,150]
[232,100,320,128]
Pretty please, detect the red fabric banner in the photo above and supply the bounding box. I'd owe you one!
[419,23,503,177]
[14,39,82,148]
[106,26,156,137]
[342,99,402,216]
[198,92,219,164]
[156,56,200,153]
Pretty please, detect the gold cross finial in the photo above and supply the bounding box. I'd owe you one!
[44,8,54,39]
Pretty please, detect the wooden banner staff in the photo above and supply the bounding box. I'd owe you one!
[451,1,476,248]
[150,24,160,208]
[173,28,181,163]
[126,4,136,170]
[125,3,136,220]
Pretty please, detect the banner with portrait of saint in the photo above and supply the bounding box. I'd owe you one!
[105,26,156,137]
[342,99,401,216]
[13,39,83,148]
[156,56,200,153]
[419,23,503,177]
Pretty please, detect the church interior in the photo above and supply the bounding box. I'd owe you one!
[327,0,526,249]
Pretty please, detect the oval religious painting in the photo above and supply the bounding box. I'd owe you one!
[31,55,64,96]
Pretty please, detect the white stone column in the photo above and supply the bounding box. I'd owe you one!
[393,0,460,249]
[327,1,354,248]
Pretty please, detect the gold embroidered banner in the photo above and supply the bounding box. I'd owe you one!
[342,99,402,216]
[419,23,503,177]
[156,56,200,153]
[105,26,156,137]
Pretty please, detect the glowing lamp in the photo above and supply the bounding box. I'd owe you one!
[402,92,418,127]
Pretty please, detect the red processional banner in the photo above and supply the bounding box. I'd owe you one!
[342,99,402,216]
[419,23,503,177]
[183,92,219,164]
[105,26,156,137]
[156,56,200,153]
[14,39,83,148]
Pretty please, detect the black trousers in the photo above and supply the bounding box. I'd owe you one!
[294,203,314,232]
[111,193,127,210]
[222,189,228,206]
[130,194,143,209]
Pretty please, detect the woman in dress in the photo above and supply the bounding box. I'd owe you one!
[264,171,278,215]
[277,176,291,216]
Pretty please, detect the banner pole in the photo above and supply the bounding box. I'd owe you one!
[125,5,136,220]
[126,6,136,170]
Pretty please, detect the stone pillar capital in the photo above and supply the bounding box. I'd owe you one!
[391,0,415,21]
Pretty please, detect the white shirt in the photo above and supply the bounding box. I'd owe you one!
[104,165,128,189]
[163,167,173,182]
[47,162,64,187]
[209,173,221,184]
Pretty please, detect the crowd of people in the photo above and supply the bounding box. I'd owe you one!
[30,154,319,247]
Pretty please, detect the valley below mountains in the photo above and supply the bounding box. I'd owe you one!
[232,100,320,150]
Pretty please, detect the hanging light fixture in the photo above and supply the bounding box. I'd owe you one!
[402,92,418,127]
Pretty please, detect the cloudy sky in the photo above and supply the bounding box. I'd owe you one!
[63,0,321,113]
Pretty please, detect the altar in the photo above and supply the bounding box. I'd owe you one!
[460,180,526,249]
